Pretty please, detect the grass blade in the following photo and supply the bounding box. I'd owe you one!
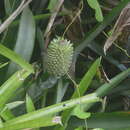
[0,44,34,73]
[26,94,35,113]
[96,68,130,97]
[0,62,8,69]
[55,58,101,129]
[0,93,100,130]
[0,70,31,110]
[26,94,40,130]
[72,57,101,98]
[0,106,15,121]
[84,68,130,111]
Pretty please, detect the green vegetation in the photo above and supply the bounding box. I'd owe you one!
[0,0,130,130]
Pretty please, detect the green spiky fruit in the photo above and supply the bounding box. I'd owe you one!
[44,37,73,77]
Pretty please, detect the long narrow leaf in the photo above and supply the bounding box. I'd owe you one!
[6,101,24,110]
[96,68,130,97]
[67,112,130,129]
[0,44,34,73]
[84,68,130,111]
[72,58,101,98]
[26,94,35,113]
[87,41,127,71]
[4,0,12,15]
[0,118,3,128]
[0,106,15,121]
[56,58,101,129]
[0,70,31,110]
[0,62,8,69]
[0,93,100,130]
[7,7,35,76]
[26,94,39,130]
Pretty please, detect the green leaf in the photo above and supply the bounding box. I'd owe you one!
[93,128,104,130]
[6,101,24,110]
[55,79,68,103]
[0,69,31,110]
[11,12,68,28]
[75,127,83,130]
[72,105,91,119]
[4,0,12,15]
[87,41,127,71]
[72,57,101,98]
[56,79,63,103]
[87,0,103,22]
[48,0,58,11]
[0,44,34,73]
[74,0,130,61]
[0,62,8,69]
[37,27,45,51]
[26,94,35,113]
[56,58,101,129]
[0,93,100,130]
[14,7,35,62]
[26,95,39,130]
[68,112,130,129]
[0,106,15,121]
[84,68,130,111]
[0,118,3,128]
[7,7,35,76]
[96,68,130,97]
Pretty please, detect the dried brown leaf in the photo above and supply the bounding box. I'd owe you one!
[104,3,130,53]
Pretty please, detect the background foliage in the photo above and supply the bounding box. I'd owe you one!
[0,0,130,130]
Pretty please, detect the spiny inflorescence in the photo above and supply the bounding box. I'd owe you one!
[44,37,73,77]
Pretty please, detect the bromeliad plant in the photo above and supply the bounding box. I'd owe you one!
[0,0,130,130]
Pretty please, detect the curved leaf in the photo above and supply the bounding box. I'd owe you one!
[7,7,35,76]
